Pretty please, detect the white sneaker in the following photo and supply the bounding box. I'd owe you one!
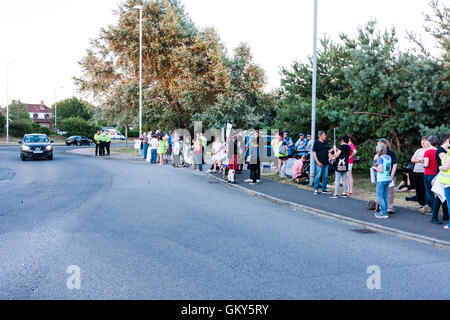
[245,179,252,183]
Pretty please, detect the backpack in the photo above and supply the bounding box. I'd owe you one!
[278,143,288,157]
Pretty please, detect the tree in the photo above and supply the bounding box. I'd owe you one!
[407,0,449,64]
[193,43,275,130]
[0,112,5,134]
[8,100,31,121]
[59,117,97,139]
[277,19,449,167]
[75,0,230,130]
[52,97,94,122]
[9,119,34,137]
[275,37,353,138]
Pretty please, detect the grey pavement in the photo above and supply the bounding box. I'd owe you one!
[71,147,450,246]
[218,170,450,245]
[0,146,450,299]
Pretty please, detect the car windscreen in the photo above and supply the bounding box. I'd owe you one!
[24,135,49,143]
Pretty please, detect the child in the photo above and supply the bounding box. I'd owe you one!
[292,155,308,184]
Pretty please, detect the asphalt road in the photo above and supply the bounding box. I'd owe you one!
[0,146,449,299]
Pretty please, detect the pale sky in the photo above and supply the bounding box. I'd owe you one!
[0,0,439,108]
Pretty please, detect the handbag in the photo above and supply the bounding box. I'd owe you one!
[431,173,446,203]
[367,200,377,210]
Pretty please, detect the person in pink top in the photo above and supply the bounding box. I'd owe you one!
[347,135,358,195]
[292,155,307,184]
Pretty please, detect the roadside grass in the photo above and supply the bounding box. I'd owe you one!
[110,146,137,156]
[262,169,418,211]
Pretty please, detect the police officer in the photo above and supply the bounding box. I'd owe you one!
[105,130,112,156]
[94,130,101,156]
[99,129,106,156]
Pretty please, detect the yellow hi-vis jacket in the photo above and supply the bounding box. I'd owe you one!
[440,151,450,186]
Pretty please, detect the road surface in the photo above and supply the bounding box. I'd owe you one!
[0,146,449,299]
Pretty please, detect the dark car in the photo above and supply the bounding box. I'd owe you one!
[19,134,54,161]
[66,136,93,146]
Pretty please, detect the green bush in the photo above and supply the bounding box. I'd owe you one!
[9,119,34,137]
[127,130,140,138]
[0,113,5,134]
[59,117,97,139]
[31,123,52,135]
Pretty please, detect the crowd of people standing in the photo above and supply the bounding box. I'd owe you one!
[132,127,450,230]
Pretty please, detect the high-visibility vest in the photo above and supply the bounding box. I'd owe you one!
[277,140,286,158]
[440,151,450,186]
[200,136,207,149]
[105,134,111,143]
[101,134,107,142]
[94,134,100,144]
[157,141,165,154]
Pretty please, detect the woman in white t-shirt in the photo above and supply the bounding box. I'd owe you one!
[149,135,159,164]
[211,137,223,174]
[410,136,429,209]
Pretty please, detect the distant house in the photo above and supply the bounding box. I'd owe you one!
[1,100,54,131]
[26,101,53,130]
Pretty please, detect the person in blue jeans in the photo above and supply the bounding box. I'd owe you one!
[313,131,332,194]
[372,143,392,219]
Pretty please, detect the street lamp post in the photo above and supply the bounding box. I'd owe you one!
[54,86,63,130]
[310,0,318,186]
[133,5,143,136]
[6,63,12,145]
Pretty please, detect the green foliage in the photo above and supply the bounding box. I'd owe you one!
[8,101,30,121]
[52,97,93,122]
[0,112,5,134]
[31,123,53,135]
[277,18,449,168]
[76,0,270,131]
[59,117,97,139]
[127,129,140,138]
[419,124,450,139]
[193,43,276,130]
[9,119,34,137]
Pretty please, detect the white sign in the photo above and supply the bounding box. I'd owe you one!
[134,139,141,150]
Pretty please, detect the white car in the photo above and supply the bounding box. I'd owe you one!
[102,128,126,140]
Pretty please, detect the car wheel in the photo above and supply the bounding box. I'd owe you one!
[48,154,53,160]
[66,142,71,146]
[21,154,26,161]
[88,142,92,146]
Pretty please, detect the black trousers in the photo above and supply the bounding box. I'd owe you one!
[95,143,100,156]
[106,142,111,155]
[432,198,449,221]
[411,172,425,206]
[99,141,105,156]
[249,166,261,183]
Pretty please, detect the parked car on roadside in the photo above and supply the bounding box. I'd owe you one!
[19,134,54,161]
[56,129,68,136]
[65,136,93,146]
[102,128,126,140]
